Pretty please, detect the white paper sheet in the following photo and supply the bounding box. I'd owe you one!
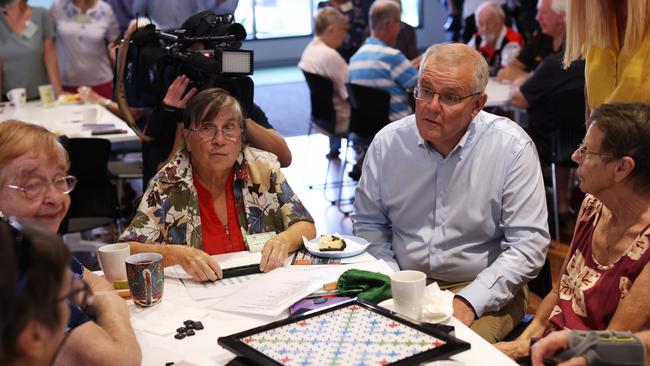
[207,267,325,316]
[165,251,263,279]
[129,301,209,336]
[181,273,263,300]
[208,260,394,317]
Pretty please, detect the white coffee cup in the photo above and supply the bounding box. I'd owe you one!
[98,243,130,284]
[82,107,98,124]
[390,270,426,320]
[7,88,27,107]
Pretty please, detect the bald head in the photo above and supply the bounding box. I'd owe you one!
[369,0,401,31]
[474,1,505,24]
[420,43,489,92]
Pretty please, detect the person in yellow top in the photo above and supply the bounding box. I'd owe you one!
[563,0,650,111]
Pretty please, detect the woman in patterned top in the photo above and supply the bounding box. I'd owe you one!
[496,102,650,360]
[120,88,316,282]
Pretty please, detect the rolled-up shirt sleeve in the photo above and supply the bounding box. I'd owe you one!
[457,141,550,317]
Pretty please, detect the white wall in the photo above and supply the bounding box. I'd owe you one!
[246,1,448,67]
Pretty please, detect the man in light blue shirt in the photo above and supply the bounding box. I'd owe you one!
[349,0,418,122]
[352,43,550,343]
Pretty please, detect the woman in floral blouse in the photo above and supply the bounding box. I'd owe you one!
[496,103,650,360]
[120,88,316,282]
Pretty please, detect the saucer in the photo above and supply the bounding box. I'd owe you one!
[378,298,452,324]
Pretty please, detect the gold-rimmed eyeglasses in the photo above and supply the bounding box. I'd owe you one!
[414,86,481,106]
[5,175,77,201]
[575,144,619,159]
[190,124,240,142]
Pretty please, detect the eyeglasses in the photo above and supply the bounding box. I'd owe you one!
[59,273,93,311]
[190,124,240,142]
[413,86,481,106]
[575,144,619,159]
[5,175,77,201]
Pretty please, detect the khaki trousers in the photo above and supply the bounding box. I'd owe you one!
[435,279,528,344]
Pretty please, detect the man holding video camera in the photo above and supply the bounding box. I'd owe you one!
[134,11,292,185]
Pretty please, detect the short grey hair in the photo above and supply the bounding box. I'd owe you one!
[474,1,505,24]
[314,7,346,36]
[419,43,489,93]
[369,0,401,31]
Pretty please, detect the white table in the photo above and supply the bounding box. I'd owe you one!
[131,273,518,365]
[0,101,139,143]
[485,77,512,108]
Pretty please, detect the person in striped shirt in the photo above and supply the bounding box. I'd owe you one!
[349,0,418,122]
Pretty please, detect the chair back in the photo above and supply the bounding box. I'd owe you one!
[346,83,391,140]
[550,88,586,166]
[528,259,553,298]
[302,70,337,135]
[63,138,118,233]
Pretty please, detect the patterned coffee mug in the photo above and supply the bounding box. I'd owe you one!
[125,253,164,307]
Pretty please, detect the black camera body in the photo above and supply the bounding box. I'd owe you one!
[118,13,254,115]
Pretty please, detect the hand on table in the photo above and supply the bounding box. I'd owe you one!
[495,338,531,360]
[162,75,198,109]
[77,86,103,104]
[83,270,115,292]
[86,290,130,319]
[453,296,476,326]
[496,67,527,82]
[531,330,586,366]
[173,245,222,282]
[260,237,290,272]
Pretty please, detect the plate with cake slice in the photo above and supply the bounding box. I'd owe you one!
[304,234,370,258]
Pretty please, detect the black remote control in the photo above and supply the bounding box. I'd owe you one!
[221,264,262,279]
[91,129,127,135]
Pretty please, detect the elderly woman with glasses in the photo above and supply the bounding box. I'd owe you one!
[120,88,316,282]
[496,103,650,361]
[0,120,141,365]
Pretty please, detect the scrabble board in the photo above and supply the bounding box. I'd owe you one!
[219,300,469,365]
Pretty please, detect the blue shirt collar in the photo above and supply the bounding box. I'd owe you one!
[416,112,481,160]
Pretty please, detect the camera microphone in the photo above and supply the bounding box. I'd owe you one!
[158,32,179,43]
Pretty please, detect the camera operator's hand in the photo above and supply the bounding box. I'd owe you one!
[163,75,198,109]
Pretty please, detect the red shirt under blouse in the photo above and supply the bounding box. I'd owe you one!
[193,172,246,255]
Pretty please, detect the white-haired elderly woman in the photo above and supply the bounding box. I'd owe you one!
[120,88,316,282]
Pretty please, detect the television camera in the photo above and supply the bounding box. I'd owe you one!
[114,12,254,140]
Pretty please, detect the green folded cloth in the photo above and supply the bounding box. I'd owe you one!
[337,269,392,304]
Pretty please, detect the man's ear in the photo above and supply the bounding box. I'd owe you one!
[471,93,488,118]
[15,319,51,361]
[614,156,636,183]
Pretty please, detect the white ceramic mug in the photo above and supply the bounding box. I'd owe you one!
[98,243,130,284]
[82,107,98,124]
[390,270,426,320]
[7,88,26,107]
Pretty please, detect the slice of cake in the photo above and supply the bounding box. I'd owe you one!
[318,235,347,251]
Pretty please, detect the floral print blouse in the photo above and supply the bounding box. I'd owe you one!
[548,195,650,331]
[119,147,313,250]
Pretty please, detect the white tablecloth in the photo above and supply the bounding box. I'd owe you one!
[485,77,511,108]
[0,101,139,143]
[130,271,517,365]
